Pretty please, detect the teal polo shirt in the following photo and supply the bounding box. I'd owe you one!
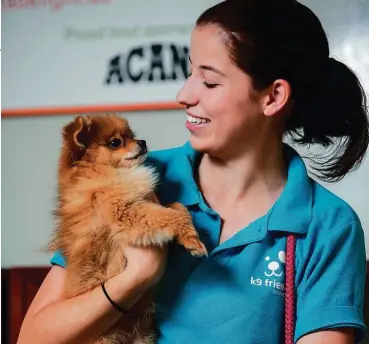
[50,141,367,343]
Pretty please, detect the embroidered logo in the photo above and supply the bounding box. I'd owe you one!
[250,251,286,296]
[264,250,286,277]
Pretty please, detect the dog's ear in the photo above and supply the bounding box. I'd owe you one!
[59,116,96,169]
[63,116,94,151]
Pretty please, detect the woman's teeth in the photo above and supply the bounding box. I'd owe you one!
[187,115,210,124]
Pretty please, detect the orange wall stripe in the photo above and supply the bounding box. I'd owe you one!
[1,102,184,118]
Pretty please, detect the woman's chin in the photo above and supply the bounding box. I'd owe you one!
[189,136,216,154]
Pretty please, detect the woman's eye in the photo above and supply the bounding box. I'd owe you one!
[108,138,123,149]
[203,80,219,89]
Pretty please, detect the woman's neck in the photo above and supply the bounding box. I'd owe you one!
[197,139,287,214]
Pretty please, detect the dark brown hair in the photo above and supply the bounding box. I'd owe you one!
[196,0,369,182]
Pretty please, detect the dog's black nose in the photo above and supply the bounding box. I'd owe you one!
[137,140,147,150]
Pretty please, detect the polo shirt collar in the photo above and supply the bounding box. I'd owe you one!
[265,144,313,234]
[171,141,312,234]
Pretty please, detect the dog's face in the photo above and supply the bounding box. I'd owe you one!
[61,114,148,169]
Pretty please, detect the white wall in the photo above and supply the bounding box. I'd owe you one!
[2,0,369,266]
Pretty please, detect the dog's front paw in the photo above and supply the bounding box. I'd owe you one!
[177,232,208,257]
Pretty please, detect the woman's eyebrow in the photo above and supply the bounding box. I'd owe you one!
[199,65,226,77]
[189,56,226,77]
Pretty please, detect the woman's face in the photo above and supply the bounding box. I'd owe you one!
[177,25,269,158]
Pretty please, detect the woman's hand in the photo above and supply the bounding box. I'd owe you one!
[124,244,168,288]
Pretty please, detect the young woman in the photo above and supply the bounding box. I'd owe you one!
[18,1,369,343]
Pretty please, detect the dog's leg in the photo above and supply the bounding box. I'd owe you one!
[118,202,207,257]
[166,201,210,254]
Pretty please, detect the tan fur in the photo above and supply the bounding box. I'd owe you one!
[47,113,207,344]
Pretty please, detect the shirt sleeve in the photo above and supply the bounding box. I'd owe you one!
[294,219,367,343]
[50,250,67,268]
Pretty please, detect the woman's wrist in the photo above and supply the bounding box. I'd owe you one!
[101,269,151,313]
[122,265,157,291]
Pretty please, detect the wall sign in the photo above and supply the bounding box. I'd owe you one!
[2,0,217,116]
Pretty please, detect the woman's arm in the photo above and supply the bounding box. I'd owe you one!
[17,245,167,344]
[297,328,355,344]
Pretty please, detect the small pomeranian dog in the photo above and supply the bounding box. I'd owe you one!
[47,113,207,344]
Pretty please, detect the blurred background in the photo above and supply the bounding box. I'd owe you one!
[1,0,369,343]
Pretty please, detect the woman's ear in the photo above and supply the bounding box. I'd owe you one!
[262,79,292,117]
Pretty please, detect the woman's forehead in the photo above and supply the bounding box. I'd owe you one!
[190,26,249,80]
[190,26,231,68]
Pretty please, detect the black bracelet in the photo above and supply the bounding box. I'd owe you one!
[101,282,128,314]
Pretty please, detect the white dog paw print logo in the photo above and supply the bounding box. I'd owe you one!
[264,251,286,277]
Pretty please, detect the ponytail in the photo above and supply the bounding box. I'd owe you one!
[287,58,369,182]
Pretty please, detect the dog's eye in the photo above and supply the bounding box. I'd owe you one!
[108,138,123,149]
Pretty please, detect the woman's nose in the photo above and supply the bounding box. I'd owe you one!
[176,79,198,107]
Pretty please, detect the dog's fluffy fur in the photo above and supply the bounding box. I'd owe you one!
[47,113,207,344]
